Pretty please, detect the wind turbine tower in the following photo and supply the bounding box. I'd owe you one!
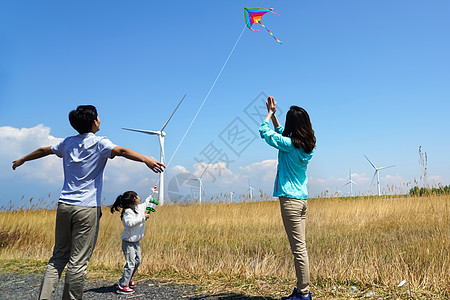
[364,155,395,196]
[187,165,209,204]
[247,178,255,201]
[342,169,357,197]
[122,95,186,205]
[229,186,235,203]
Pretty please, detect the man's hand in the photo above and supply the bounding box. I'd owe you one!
[12,146,53,170]
[12,159,25,170]
[144,157,165,173]
[112,146,166,173]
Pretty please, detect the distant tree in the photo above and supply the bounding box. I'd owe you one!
[409,184,450,196]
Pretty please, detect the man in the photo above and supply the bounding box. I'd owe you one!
[12,105,165,300]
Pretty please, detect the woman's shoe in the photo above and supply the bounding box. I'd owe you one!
[280,288,312,300]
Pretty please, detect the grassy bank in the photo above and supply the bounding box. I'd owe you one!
[0,195,448,299]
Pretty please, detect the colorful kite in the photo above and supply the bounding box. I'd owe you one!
[244,7,282,44]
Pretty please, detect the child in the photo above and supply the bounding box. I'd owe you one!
[110,185,158,294]
[259,97,316,300]
[12,105,165,300]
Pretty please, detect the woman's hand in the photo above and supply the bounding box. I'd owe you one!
[263,96,280,126]
[266,96,277,114]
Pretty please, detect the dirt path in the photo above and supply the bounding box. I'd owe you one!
[0,271,274,300]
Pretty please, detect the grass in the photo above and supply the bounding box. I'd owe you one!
[0,195,448,299]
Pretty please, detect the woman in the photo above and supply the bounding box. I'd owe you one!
[259,96,316,300]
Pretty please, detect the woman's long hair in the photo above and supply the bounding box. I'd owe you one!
[110,191,138,219]
[282,106,316,153]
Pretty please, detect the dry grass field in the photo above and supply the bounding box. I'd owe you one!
[0,195,448,299]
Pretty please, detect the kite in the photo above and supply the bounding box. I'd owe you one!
[244,7,282,44]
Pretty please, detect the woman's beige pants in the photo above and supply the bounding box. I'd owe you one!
[279,197,310,295]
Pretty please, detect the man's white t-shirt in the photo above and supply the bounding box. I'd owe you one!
[51,132,117,207]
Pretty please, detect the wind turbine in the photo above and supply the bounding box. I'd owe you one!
[187,165,209,204]
[247,178,255,201]
[122,94,186,205]
[341,169,357,197]
[228,186,235,203]
[364,155,395,196]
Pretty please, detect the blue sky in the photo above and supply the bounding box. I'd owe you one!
[1,1,449,208]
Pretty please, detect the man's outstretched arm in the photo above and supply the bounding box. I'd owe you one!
[12,146,54,170]
[111,146,166,173]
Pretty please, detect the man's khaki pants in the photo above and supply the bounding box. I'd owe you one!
[38,203,101,300]
[279,197,310,295]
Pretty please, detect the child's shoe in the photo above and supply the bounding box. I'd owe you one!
[116,284,135,295]
[129,280,136,288]
[280,288,312,300]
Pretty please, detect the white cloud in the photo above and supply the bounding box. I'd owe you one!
[105,157,152,185]
[1,125,63,184]
[238,159,277,183]
[0,125,61,149]
[170,165,188,174]
[353,172,370,183]
[166,159,278,198]
[103,157,160,198]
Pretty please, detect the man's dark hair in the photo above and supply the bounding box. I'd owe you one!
[69,105,98,134]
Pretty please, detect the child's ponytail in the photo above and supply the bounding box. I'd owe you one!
[110,191,138,219]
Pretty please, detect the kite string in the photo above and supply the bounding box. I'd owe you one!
[166,25,247,168]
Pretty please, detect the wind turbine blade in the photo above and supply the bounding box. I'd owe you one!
[370,171,377,187]
[350,180,357,185]
[378,165,396,171]
[160,94,186,132]
[122,128,159,135]
[341,182,350,188]
[199,165,209,178]
[364,155,377,169]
